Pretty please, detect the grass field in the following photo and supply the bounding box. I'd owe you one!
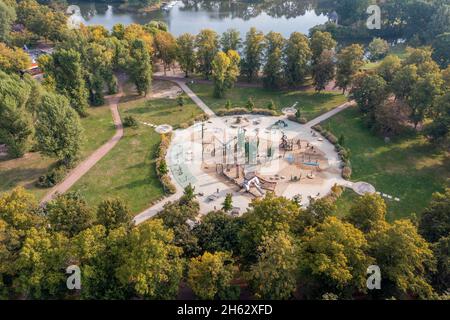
[71,81,204,214]
[322,107,449,221]
[0,104,115,200]
[188,83,347,121]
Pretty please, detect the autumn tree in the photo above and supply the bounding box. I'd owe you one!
[188,251,236,300]
[377,55,402,84]
[97,198,132,230]
[336,44,364,93]
[0,43,31,74]
[195,29,219,79]
[284,32,312,87]
[241,27,265,82]
[368,38,389,62]
[211,50,240,98]
[368,220,435,299]
[310,31,336,65]
[419,188,450,243]
[347,193,387,233]
[247,231,297,300]
[298,216,372,299]
[154,31,177,75]
[176,33,196,77]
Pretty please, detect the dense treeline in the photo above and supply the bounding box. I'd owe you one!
[0,185,448,299]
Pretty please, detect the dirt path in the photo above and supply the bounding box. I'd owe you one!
[40,90,124,204]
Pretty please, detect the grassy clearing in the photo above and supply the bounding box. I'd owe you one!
[71,81,204,214]
[188,83,347,121]
[322,107,449,221]
[0,104,115,200]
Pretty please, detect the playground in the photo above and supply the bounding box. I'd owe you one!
[166,114,345,215]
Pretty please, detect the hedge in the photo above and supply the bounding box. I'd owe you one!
[155,132,177,194]
[215,107,278,117]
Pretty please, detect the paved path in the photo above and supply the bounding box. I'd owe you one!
[40,91,124,204]
[169,79,216,117]
[305,101,355,128]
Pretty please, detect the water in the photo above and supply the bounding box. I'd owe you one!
[68,1,330,37]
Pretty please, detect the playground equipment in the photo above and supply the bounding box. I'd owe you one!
[279,133,294,151]
[242,176,264,195]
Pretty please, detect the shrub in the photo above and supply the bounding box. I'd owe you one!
[312,124,323,133]
[155,133,176,194]
[325,132,338,144]
[123,115,139,128]
[36,165,67,188]
[287,115,308,124]
[216,108,278,117]
[342,166,352,180]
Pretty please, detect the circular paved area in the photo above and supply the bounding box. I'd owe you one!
[352,181,376,195]
[155,124,173,134]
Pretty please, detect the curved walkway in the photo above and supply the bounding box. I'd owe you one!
[133,79,354,225]
[40,91,124,204]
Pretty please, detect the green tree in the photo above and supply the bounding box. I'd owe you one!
[351,73,388,116]
[212,50,241,98]
[377,55,402,84]
[115,219,183,299]
[419,188,450,243]
[432,33,450,68]
[222,193,233,212]
[368,38,389,62]
[347,193,387,233]
[45,192,95,237]
[310,31,336,65]
[193,211,242,254]
[176,33,196,77]
[239,193,300,263]
[392,64,419,100]
[241,27,265,82]
[263,32,285,89]
[220,28,241,52]
[188,251,236,300]
[431,236,450,294]
[284,32,312,87]
[0,0,16,43]
[336,44,364,93]
[298,216,371,299]
[368,220,435,299]
[195,29,219,79]
[424,92,450,145]
[247,231,297,300]
[129,39,152,96]
[97,198,131,230]
[41,49,89,116]
[313,49,335,92]
[35,92,83,165]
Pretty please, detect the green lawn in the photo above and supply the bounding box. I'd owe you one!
[188,83,347,121]
[322,107,449,221]
[71,84,204,214]
[0,104,115,200]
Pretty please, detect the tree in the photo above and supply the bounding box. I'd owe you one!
[368,220,435,299]
[188,251,236,300]
[424,92,450,145]
[419,188,450,243]
[97,198,131,230]
[310,31,336,65]
[45,192,95,237]
[377,55,402,84]
[115,219,183,299]
[0,43,31,74]
[239,193,300,263]
[41,49,89,116]
[284,32,312,87]
[313,49,335,92]
[247,231,297,300]
[347,193,387,233]
[176,33,196,77]
[262,32,285,89]
[222,193,233,212]
[241,27,265,82]
[0,71,33,158]
[154,31,177,75]
[391,64,419,100]
[211,50,240,98]
[0,1,16,42]
[351,73,388,117]
[298,216,371,299]
[335,0,370,25]
[35,92,83,165]
[128,39,152,96]
[195,29,219,79]
[431,236,450,293]
[432,33,450,68]
[368,38,389,62]
[193,211,242,254]
[336,44,364,93]
[246,97,255,111]
[220,29,241,52]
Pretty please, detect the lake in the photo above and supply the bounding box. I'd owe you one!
[68,0,331,37]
